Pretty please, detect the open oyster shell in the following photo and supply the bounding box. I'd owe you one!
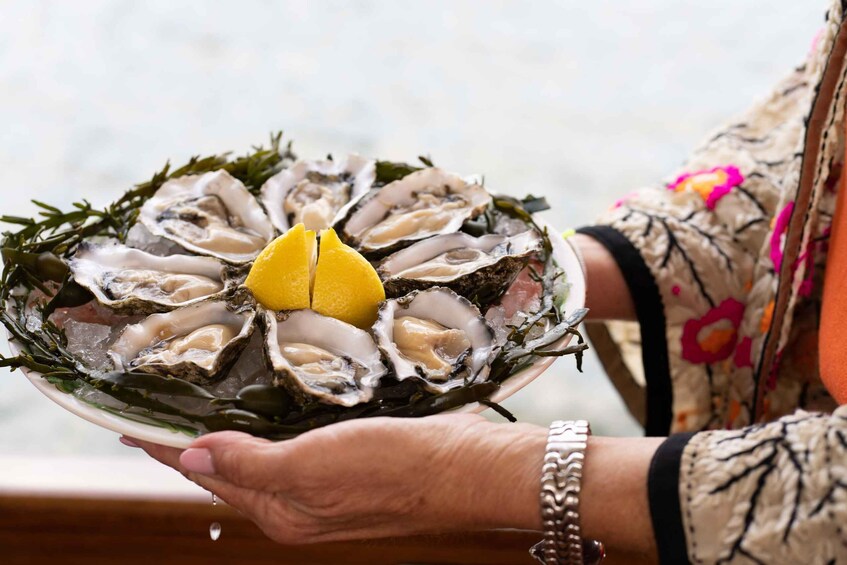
[139,170,275,264]
[377,230,542,300]
[373,287,496,393]
[263,309,386,407]
[336,168,491,257]
[109,299,256,384]
[260,154,375,233]
[68,242,231,314]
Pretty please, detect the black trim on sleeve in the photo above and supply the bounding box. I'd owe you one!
[576,225,673,436]
[648,432,695,565]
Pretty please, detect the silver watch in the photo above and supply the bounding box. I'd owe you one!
[530,420,605,565]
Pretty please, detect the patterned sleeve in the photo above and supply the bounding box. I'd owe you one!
[577,143,786,435]
[649,405,847,564]
[576,8,843,435]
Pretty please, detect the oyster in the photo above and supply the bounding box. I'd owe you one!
[260,154,375,233]
[109,300,255,384]
[69,242,229,313]
[263,309,386,407]
[139,170,275,263]
[377,230,542,300]
[373,287,496,393]
[337,168,491,256]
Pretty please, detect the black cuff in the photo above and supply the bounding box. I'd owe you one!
[576,225,672,436]
[648,432,695,565]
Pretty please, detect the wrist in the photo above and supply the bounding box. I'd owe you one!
[580,436,663,556]
[461,422,546,531]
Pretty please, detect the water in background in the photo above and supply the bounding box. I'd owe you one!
[0,0,823,455]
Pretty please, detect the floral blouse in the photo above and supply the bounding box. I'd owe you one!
[579,1,847,562]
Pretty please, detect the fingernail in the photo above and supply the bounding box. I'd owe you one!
[181,448,216,475]
[119,436,140,448]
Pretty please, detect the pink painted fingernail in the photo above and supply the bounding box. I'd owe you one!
[120,436,140,448]
[181,448,216,475]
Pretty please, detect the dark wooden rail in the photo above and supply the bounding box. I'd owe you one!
[0,494,652,564]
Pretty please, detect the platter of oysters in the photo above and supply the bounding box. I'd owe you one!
[1,135,587,447]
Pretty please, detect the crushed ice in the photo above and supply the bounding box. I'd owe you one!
[64,319,114,370]
[126,223,187,256]
[25,314,42,333]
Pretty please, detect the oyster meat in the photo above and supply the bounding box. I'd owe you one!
[260,154,375,233]
[139,170,275,263]
[110,300,255,384]
[263,309,386,406]
[337,168,491,256]
[377,230,542,300]
[69,242,229,313]
[373,287,496,393]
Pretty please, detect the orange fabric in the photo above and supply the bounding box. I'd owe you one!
[820,142,847,404]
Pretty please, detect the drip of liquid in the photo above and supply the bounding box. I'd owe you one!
[209,493,221,541]
[209,522,222,541]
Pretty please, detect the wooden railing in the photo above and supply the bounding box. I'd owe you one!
[0,494,652,564]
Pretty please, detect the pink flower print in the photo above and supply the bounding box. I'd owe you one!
[795,242,817,298]
[667,165,744,210]
[798,278,814,298]
[770,202,794,271]
[733,336,753,369]
[681,298,745,364]
[810,28,824,56]
[612,191,639,210]
[766,350,783,392]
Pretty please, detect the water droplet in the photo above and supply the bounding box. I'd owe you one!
[209,494,220,540]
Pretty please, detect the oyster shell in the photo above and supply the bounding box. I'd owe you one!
[260,154,375,233]
[139,170,275,263]
[373,287,496,393]
[69,242,229,313]
[263,309,386,407]
[377,230,542,300]
[337,168,491,256]
[109,300,255,384]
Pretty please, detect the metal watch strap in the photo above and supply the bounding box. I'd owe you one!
[530,420,605,565]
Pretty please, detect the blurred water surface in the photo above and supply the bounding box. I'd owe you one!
[0,0,823,455]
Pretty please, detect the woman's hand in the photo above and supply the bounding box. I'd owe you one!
[131,414,546,544]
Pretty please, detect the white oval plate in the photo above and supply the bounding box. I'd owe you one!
[8,218,584,448]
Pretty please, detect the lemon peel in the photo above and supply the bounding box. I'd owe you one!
[244,223,316,311]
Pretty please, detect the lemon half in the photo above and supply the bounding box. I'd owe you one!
[245,224,385,328]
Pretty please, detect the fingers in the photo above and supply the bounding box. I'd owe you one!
[179,431,291,492]
[129,437,186,471]
[126,432,291,492]
[185,472,264,517]
[125,434,321,543]
[126,437,266,517]
[184,469,320,545]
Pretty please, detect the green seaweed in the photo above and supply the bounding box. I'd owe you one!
[1,135,586,440]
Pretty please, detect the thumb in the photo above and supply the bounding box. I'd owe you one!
[180,430,289,491]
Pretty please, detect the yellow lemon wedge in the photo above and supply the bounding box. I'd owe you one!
[311,228,385,328]
[245,223,316,311]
